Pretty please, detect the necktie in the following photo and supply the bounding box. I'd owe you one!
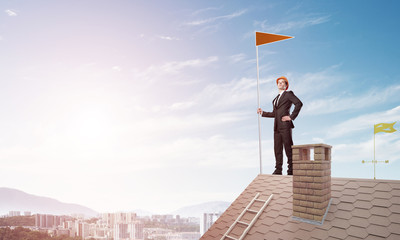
[274,94,280,108]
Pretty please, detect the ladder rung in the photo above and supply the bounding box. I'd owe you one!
[220,193,273,240]
[237,221,250,226]
[246,209,258,213]
[224,235,238,240]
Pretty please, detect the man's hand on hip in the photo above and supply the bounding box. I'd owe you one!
[282,116,291,121]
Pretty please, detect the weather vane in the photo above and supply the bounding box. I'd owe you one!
[362,122,396,179]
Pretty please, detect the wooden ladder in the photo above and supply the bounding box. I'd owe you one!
[220,193,273,240]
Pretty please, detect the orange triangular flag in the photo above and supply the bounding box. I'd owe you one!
[255,32,293,46]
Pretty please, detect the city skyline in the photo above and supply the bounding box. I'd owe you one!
[1,211,199,240]
[1,0,400,214]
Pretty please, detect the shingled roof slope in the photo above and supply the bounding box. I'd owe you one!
[200,174,400,240]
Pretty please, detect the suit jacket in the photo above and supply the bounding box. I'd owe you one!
[262,90,303,131]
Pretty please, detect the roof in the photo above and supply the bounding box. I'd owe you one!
[200,174,400,240]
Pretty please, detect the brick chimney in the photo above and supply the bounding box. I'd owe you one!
[292,143,332,224]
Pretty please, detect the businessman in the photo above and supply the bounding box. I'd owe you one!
[257,76,303,175]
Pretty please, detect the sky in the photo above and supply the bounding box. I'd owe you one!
[1,0,400,215]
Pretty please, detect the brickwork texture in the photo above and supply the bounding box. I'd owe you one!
[292,144,332,222]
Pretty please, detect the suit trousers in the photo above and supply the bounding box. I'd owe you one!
[273,128,293,173]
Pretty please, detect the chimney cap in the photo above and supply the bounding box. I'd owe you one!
[292,143,332,149]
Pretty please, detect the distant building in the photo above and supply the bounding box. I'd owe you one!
[114,222,143,240]
[143,228,173,240]
[101,213,114,226]
[72,221,90,240]
[146,231,199,240]
[151,214,174,223]
[177,232,201,240]
[71,213,85,219]
[8,211,20,217]
[24,211,31,216]
[188,217,200,224]
[65,220,76,237]
[92,225,112,239]
[102,212,137,226]
[55,228,70,237]
[46,215,54,228]
[200,212,221,235]
[35,214,46,228]
[114,223,129,240]
[55,216,67,227]
[130,222,144,240]
[35,214,67,229]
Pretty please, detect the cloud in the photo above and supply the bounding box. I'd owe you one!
[229,53,247,64]
[158,35,180,41]
[332,133,400,164]
[190,76,271,111]
[168,101,195,111]
[131,112,246,137]
[259,15,330,33]
[182,8,247,35]
[5,9,17,16]
[283,65,344,99]
[285,2,303,15]
[191,6,222,16]
[130,56,218,88]
[303,85,400,116]
[327,105,400,139]
[242,14,330,47]
[282,65,400,116]
[184,9,247,26]
[122,134,272,170]
[160,56,218,74]
[112,66,122,72]
[184,135,267,168]
[160,71,276,115]
[245,15,329,40]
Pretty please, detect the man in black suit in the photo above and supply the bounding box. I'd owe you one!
[257,76,303,175]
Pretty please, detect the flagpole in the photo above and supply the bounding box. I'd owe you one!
[256,45,262,174]
[374,127,376,180]
[254,31,294,175]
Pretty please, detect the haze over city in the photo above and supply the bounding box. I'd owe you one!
[1,0,399,214]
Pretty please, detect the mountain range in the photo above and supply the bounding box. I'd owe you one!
[0,187,98,217]
[0,187,230,218]
[171,201,230,218]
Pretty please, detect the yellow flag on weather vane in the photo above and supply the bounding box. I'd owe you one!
[363,122,397,179]
[374,122,397,134]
